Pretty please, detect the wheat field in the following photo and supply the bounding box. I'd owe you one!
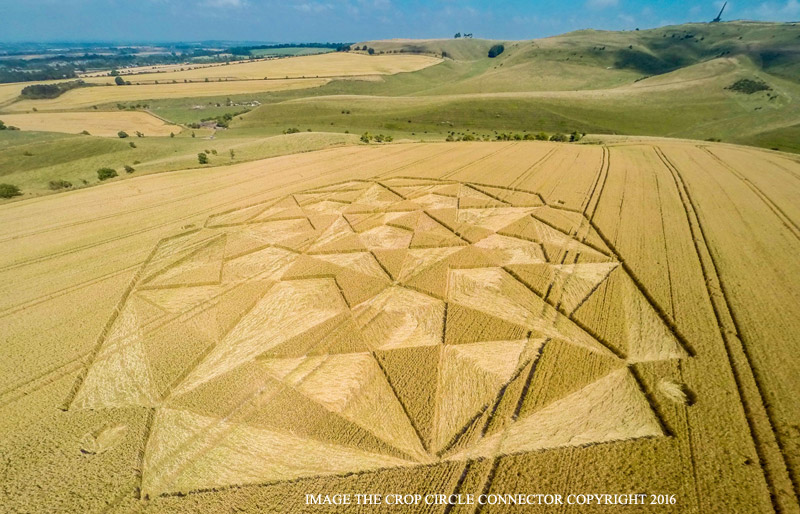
[0,111,181,137]
[85,53,442,83]
[0,53,441,112]
[0,140,798,513]
[3,79,332,112]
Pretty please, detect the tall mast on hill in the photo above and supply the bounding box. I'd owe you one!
[712,2,727,23]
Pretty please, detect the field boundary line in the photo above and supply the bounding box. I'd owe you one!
[656,146,799,512]
[0,263,139,319]
[583,204,696,358]
[59,229,195,411]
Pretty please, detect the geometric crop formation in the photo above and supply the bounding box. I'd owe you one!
[68,178,687,497]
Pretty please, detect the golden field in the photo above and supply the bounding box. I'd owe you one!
[0,140,798,512]
[0,111,181,137]
[84,53,442,83]
[0,53,440,112]
[3,78,330,112]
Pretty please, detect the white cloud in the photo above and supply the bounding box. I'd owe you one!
[295,2,333,13]
[585,0,619,9]
[755,0,800,17]
[617,13,635,25]
[203,0,247,7]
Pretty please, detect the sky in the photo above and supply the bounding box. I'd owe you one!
[0,0,798,43]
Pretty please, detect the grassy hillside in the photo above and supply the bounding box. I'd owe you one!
[237,21,800,149]
[0,129,356,197]
[2,20,800,201]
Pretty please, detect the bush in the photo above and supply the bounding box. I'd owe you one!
[488,44,505,58]
[0,183,22,198]
[570,131,583,142]
[124,165,135,173]
[118,131,129,138]
[96,168,117,181]
[283,127,301,134]
[360,132,373,143]
[129,142,136,148]
[115,76,125,86]
[198,153,209,165]
[535,132,549,141]
[81,130,90,135]
[549,133,568,142]
[48,179,72,190]
[726,79,771,95]
[0,120,5,130]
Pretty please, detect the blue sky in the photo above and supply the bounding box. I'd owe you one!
[0,0,797,43]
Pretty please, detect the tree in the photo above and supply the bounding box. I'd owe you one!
[115,76,125,86]
[488,44,505,58]
[367,48,375,55]
[198,153,209,165]
[109,70,120,76]
[96,168,117,181]
[454,32,462,38]
[124,165,135,173]
[360,132,373,143]
[118,131,129,138]
[0,120,5,130]
[0,183,22,198]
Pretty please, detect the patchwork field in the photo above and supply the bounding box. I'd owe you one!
[0,139,798,513]
[82,53,442,83]
[0,111,181,137]
[3,79,331,112]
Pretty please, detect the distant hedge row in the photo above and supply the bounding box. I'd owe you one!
[20,80,88,99]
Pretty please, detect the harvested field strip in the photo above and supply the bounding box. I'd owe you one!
[0,112,181,137]
[85,53,441,84]
[656,147,799,511]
